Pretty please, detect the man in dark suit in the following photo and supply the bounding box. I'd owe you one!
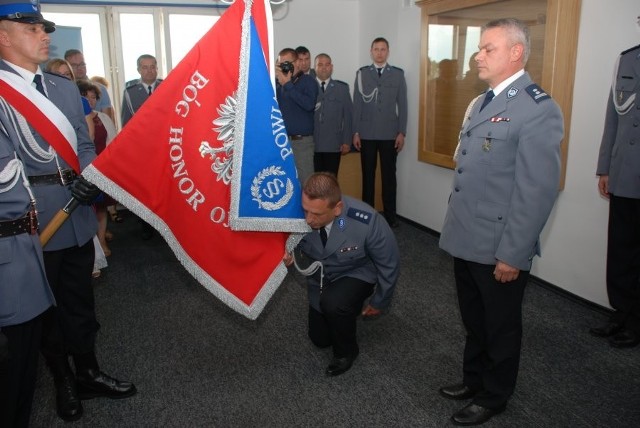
[352,37,407,228]
[591,43,640,348]
[0,2,136,422]
[284,173,400,377]
[439,18,563,426]
[121,54,162,239]
[313,53,352,176]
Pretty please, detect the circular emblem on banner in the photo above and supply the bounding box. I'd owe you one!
[251,166,294,211]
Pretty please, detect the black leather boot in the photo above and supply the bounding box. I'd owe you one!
[46,356,83,421]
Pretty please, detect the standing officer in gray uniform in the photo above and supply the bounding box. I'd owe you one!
[121,54,162,127]
[121,54,162,239]
[591,43,640,349]
[0,1,136,422]
[284,172,399,377]
[313,53,352,176]
[439,18,563,426]
[352,37,407,228]
[0,102,55,427]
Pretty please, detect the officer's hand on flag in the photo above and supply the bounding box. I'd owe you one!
[71,177,101,205]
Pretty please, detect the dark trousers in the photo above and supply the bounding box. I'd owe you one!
[308,276,374,358]
[0,312,45,428]
[313,152,342,176]
[453,258,528,409]
[41,240,99,359]
[360,139,397,219]
[606,195,640,332]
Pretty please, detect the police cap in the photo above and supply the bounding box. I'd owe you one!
[0,1,55,33]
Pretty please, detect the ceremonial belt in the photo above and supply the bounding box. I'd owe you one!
[0,211,38,237]
[289,134,310,140]
[28,168,77,186]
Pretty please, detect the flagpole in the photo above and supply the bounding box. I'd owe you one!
[39,198,79,246]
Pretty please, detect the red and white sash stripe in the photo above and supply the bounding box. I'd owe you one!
[0,70,79,173]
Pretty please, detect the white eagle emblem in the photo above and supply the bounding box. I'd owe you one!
[199,94,236,185]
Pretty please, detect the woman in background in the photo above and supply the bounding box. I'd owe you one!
[76,81,117,258]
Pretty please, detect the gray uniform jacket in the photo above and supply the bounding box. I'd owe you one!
[596,44,640,199]
[314,79,353,152]
[121,78,163,127]
[298,196,400,311]
[439,72,563,271]
[0,124,55,327]
[352,64,407,140]
[0,62,98,251]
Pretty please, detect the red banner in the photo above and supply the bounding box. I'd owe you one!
[83,0,293,319]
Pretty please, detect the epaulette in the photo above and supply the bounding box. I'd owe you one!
[359,65,369,71]
[346,207,372,225]
[391,65,404,72]
[621,44,640,56]
[332,79,348,87]
[525,83,551,104]
[125,79,140,89]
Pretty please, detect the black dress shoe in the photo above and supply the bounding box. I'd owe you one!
[55,375,83,421]
[451,403,505,426]
[608,329,640,348]
[76,368,137,399]
[439,384,477,400]
[325,355,356,377]
[589,322,623,338]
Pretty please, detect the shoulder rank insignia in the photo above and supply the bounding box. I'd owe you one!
[347,207,372,225]
[525,84,551,103]
[125,79,140,88]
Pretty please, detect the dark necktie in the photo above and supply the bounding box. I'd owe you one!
[321,81,325,92]
[479,90,495,111]
[377,67,383,77]
[319,227,327,247]
[33,74,46,97]
[148,85,153,95]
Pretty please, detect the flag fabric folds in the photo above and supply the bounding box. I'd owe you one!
[83,0,306,319]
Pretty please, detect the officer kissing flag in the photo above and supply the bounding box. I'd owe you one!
[83,0,308,320]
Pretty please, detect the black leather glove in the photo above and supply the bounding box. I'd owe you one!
[71,177,101,205]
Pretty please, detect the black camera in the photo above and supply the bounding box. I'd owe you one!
[279,61,294,75]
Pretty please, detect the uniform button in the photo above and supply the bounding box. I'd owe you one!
[488,131,492,137]
[498,215,503,220]
[457,168,463,174]
[466,131,471,137]
[631,140,636,145]
[454,187,460,192]
[461,149,467,155]
[634,122,639,127]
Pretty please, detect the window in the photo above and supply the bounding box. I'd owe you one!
[42,4,222,128]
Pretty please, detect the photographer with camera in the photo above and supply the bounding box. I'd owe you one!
[275,48,318,184]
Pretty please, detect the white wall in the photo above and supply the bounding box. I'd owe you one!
[273,0,640,308]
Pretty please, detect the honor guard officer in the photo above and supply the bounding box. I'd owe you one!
[352,37,407,228]
[121,54,163,127]
[313,53,352,176]
[121,53,162,239]
[284,172,400,377]
[439,18,563,426]
[591,44,640,349]
[0,1,136,422]
[0,96,55,427]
